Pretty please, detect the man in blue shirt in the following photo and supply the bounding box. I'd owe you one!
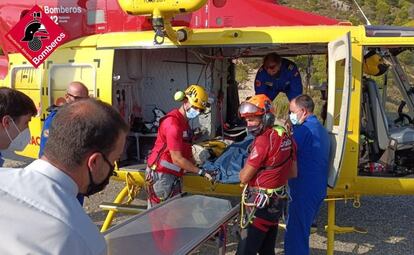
[254,52,303,101]
[39,81,89,204]
[0,87,37,166]
[284,95,330,255]
[39,81,89,157]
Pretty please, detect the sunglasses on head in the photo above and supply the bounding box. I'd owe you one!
[66,93,87,100]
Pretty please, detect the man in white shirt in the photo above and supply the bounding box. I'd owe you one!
[0,99,128,255]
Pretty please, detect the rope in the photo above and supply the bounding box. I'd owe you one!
[240,184,257,229]
[125,172,141,204]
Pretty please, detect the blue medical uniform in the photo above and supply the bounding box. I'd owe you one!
[39,105,84,205]
[284,115,330,255]
[39,106,58,158]
[254,58,303,101]
[0,152,4,167]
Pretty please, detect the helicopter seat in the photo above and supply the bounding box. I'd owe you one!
[365,78,414,150]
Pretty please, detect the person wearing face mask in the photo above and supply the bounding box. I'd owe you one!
[0,87,37,166]
[38,81,89,205]
[254,52,303,102]
[0,99,128,255]
[236,94,297,255]
[284,94,330,255]
[145,84,214,208]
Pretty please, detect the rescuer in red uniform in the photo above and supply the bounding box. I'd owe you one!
[236,94,297,255]
[145,84,213,208]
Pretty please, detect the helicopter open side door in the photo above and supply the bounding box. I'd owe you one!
[327,32,352,188]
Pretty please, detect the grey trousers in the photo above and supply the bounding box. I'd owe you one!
[146,167,182,208]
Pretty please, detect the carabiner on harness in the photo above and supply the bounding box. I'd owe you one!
[240,184,271,229]
[253,192,269,209]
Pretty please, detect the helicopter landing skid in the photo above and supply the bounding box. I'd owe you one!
[325,198,368,255]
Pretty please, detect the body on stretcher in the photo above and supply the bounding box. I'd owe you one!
[113,168,242,197]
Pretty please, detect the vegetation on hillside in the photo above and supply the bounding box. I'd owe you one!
[279,0,414,26]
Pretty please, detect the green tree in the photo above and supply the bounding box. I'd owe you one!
[365,0,377,8]
[235,62,250,85]
[385,0,399,6]
[393,6,409,25]
[376,0,391,24]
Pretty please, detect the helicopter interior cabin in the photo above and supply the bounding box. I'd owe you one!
[109,40,414,180]
[359,46,414,177]
[108,42,343,170]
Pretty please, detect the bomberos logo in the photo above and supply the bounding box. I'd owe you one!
[6,5,67,68]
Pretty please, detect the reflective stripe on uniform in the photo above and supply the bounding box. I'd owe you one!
[159,160,181,173]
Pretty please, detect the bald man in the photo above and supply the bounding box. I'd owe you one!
[39,81,89,204]
[63,81,90,103]
[39,81,89,157]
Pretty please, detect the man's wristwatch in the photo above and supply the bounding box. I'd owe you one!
[198,168,205,176]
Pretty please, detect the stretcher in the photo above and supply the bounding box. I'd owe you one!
[104,193,240,255]
[100,168,241,232]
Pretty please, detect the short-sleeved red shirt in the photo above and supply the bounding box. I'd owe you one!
[246,127,296,189]
[147,109,193,176]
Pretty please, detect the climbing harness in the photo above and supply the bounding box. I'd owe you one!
[240,184,287,229]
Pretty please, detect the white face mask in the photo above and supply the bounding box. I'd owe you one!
[289,112,300,126]
[5,119,31,152]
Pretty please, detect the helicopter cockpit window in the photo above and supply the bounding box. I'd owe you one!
[383,67,410,125]
[380,48,413,127]
[359,47,414,177]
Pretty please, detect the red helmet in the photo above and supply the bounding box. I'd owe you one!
[239,94,274,118]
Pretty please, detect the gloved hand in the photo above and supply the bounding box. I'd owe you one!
[203,172,215,182]
[198,168,216,183]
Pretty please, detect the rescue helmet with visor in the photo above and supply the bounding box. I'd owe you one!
[239,94,275,129]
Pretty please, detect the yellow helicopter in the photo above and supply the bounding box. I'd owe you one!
[1,0,414,253]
